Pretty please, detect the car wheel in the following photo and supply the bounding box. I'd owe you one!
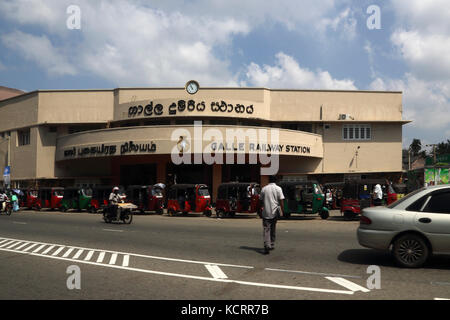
[343,211,354,221]
[393,234,429,268]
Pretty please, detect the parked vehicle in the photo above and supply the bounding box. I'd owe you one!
[167,184,212,217]
[103,202,136,224]
[126,184,165,214]
[278,181,329,219]
[358,185,450,268]
[90,186,114,213]
[1,199,12,215]
[35,187,64,210]
[60,187,93,212]
[323,182,344,209]
[341,179,395,220]
[20,189,38,209]
[215,182,261,218]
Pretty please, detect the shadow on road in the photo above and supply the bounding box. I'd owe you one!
[338,249,450,270]
[239,246,267,255]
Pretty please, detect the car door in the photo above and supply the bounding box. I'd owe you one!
[414,189,450,253]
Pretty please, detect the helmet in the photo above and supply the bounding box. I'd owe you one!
[113,187,119,192]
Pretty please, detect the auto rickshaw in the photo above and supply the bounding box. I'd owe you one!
[323,182,344,210]
[392,183,407,201]
[166,184,212,217]
[34,187,64,210]
[278,181,329,219]
[126,183,165,214]
[340,179,394,220]
[60,187,93,212]
[19,189,37,209]
[89,185,116,212]
[215,182,261,218]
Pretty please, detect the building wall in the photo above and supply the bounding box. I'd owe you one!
[0,93,39,132]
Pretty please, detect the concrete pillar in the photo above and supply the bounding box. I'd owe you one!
[212,163,222,202]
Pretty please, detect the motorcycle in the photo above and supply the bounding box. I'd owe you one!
[2,200,12,216]
[102,202,136,224]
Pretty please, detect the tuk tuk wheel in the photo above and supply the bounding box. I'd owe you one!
[156,208,163,215]
[60,206,67,212]
[168,208,175,216]
[204,210,212,217]
[283,212,291,219]
[35,205,41,211]
[216,209,225,218]
[89,207,97,214]
[320,210,329,220]
[228,211,236,218]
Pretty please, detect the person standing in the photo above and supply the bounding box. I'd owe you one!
[373,183,383,206]
[260,175,285,254]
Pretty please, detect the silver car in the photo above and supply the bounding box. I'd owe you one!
[357,185,450,268]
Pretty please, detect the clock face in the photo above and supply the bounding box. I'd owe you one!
[186,81,199,94]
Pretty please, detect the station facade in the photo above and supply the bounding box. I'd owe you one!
[0,84,409,200]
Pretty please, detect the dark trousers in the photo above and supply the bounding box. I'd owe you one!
[263,218,277,249]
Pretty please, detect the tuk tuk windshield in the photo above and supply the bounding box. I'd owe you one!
[152,188,163,196]
[198,187,210,196]
[29,190,38,197]
[82,188,93,197]
[54,190,64,197]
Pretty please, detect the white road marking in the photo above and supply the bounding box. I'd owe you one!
[52,246,65,256]
[103,229,124,233]
[326,277,370,293]
[97,252,105,263]
[72,249,84,259]
[109,253,118,265]
[0,236,358,296]
[0,240,15,248]
[22,243,38,252]
[84,250,95,261]
[122,255,129,267]
[0,239,9,245]
[12,222,27,225]
[205,264,228,279]
[32,244,47,253]
[15,242,30,250]
[6,241,22,249]
[434,298,450,300]
[62,248,74,258]
[265,267,361,279]
[0,236,252,269]
[42,246,55,255]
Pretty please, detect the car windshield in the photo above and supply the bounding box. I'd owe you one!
[387,187,426,208]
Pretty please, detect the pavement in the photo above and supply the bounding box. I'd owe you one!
[0,209,449,300]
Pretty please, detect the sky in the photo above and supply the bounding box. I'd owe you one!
[0,0,449,150]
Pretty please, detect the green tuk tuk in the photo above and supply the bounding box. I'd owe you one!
[278,181,329,219]
[60,187,93,212]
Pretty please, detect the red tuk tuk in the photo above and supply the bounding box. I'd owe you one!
[90,186,113,213]
[215,182,261,218]
[20,189,38,209]
[167,184,212,217]
[35,187,64,210]
[126,184,165,214]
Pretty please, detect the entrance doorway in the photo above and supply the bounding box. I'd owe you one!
[120,164,156,187]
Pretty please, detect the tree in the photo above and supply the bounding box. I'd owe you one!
[436,139,450,155]
[409,139,422,156]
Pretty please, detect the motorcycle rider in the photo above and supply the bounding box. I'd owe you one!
[109,186,122,221]
[0,190,8,212]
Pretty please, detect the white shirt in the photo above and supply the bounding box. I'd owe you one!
[374,184,383,200]
[260,183,285,219]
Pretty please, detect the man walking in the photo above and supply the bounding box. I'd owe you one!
[260,175,285,254]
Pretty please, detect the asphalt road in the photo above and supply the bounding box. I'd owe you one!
[0,209,449,300]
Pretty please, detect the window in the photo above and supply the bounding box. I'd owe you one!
[49,126,57,133]
[422,191,450,214]
[342,124,371,141]
[18,128,30,146]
